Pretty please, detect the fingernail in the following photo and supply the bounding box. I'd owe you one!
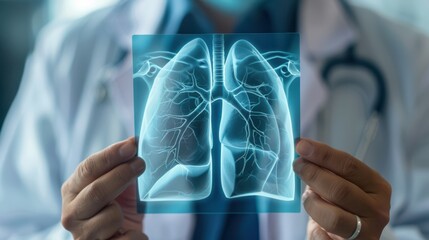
[296,140,313,157]
[130,158,146,174]
[293,158,305,173]
[119,140,136,159]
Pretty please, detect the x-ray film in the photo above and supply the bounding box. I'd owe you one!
[133,33,300,213]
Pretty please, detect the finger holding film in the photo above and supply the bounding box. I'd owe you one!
[116,181,144,231]
[307,218,332,240]
[294,157,374,217]
[66,137,138,197]
[71,157,145,220]
[303,189,358,239]
[80,202,124,240]
[295,138,383,193]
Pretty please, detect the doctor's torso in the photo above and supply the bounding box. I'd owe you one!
[31,0,429,239]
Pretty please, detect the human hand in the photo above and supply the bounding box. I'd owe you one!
[61,137,148,240]
[293,139,391,240]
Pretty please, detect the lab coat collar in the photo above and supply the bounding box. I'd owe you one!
[105,0,358,59]
[300,0,357,60]
[106,0,168,50]
[106,0,212,48]
[299,0,358,135]
[100,0,169,135]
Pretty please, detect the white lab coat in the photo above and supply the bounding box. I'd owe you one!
[1,0,429,239]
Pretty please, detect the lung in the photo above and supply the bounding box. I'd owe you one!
[219,40,295,200]
[137,37,295,202]
[138,38,213,201]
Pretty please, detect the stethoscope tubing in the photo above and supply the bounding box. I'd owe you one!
[322,44,386,160]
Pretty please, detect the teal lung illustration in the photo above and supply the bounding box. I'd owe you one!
[138,39,213,201]
[136,34,298,203]
[220,40,295,200]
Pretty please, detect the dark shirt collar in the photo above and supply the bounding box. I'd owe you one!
[152,0,300,35]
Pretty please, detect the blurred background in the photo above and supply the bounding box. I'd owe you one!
[0,0,428,131]
[0,0,118,130]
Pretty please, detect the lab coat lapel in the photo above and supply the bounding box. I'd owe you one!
[64,22,129,178]
[104,0,169,135]
[105,1,195,239]
[105,50,196,240]
[106,52,134,135]
[106,45,196,240]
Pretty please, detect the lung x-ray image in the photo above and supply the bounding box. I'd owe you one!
[133,33,300,213]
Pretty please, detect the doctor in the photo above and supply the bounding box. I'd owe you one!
[0,0,428,239]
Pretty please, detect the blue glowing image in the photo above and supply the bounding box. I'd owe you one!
[133,33,300,213]
[220,39,295,200]
[138,39,213,201]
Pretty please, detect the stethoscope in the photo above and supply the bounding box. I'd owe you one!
[317,0,388,161]
[321,43,387,160]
